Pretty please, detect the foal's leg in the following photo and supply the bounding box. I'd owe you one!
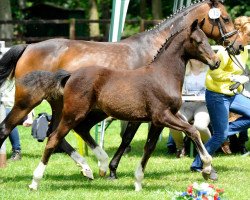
[74,110,110,177]
[134,124,163,191]
[109,121,141,179]
[48,99,93,179]
[29,121,73,190]
[158,110,212,174]
[29,98,93,190]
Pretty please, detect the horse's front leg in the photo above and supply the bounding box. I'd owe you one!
[158,110,212,176]
[134,124,163,191]
[74,110,109,177]
[109,121,141,179]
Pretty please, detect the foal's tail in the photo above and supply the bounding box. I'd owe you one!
[19,70,71,100]
[0,44,28,86]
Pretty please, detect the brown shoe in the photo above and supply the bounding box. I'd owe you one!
[221,141,232,154]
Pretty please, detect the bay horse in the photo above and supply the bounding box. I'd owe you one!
[21,20,219,191]
[0,0,242,179]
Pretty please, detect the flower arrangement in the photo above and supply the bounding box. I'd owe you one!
[172,182,224,200]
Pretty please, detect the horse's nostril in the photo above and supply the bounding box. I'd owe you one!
[215,60,220,68]
[239,45,244,51]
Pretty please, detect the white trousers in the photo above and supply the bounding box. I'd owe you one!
[170,101,211,149]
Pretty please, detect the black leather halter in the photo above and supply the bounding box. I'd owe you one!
[209,12,238,46]
[209,3,246,91]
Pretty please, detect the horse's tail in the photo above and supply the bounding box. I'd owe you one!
[0,44,28,86]
[18,70,71,101]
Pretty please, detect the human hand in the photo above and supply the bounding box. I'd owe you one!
[23,118,33,127]
[230,75,250,84]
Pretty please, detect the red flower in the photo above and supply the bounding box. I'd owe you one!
[187,185,193,194]
[202,196,209,200]
[216,188,224,193]
[214,192,219,200]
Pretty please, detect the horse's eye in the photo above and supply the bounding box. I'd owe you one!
[191,40,202,47]
[222,17,230,23]
[195,41,202,45]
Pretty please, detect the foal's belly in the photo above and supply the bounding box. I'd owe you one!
[97,86,149,121]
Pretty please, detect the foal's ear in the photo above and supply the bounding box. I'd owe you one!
[191,19,199,32]
[199,18,205,29]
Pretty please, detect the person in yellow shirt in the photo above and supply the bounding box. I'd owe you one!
[190,16,250,180]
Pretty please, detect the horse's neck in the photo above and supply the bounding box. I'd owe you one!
[120,2,205,63]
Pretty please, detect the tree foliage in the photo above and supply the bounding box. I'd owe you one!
[7,0,250,40]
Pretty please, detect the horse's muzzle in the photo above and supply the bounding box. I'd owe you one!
[209,59,220,70]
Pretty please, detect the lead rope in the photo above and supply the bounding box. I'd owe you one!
[225,35,249,92]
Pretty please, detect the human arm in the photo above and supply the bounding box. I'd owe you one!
[23,110,35,127]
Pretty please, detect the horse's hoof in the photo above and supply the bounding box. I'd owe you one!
[99,169,106,177]
[202,165,211,174]
[107,175,117,180]
[134,182,142,192]
[28,183,38,191]
[81,169,94,180]
[201,171,209,180]
[202,167,218,181]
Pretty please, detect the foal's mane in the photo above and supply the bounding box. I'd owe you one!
[149,28,185,65]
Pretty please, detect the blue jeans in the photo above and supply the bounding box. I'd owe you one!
[6,108,21,151]
[191,89,250,169]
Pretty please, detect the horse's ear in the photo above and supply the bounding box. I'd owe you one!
[191,19,199,32]
[210,0,221,6]
[199,18,205,29]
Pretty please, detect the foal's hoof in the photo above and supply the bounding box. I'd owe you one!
[28,183,38,191]
[134,182,142,192]
[99,169,107,177]
[81,169,94,180]
[202,167,218,181]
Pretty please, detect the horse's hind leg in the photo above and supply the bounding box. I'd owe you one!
[74,110,109,177]
[109,121,141,179]
[29,120,73,190]
[0,86,43,147]
[59,139,93,180]
[48,98,95,179]
[134,124,163,191]
[157,110,212,175]
[29,98,93,190]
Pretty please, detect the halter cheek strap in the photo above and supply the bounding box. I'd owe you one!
[208,7,238,44]
[216,18,238,44]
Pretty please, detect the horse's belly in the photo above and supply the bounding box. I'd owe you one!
[97,91,149,121]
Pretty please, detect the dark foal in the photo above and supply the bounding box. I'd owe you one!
[0,0,242,179]
[23,20,219,191]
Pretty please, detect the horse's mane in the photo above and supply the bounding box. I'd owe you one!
[132,0,210,36]
[125,0,211,64]
[149,27,185,65]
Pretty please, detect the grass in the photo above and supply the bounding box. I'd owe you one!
[1,101,250,200]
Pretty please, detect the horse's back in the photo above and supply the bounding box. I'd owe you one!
[14,38,137,79]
